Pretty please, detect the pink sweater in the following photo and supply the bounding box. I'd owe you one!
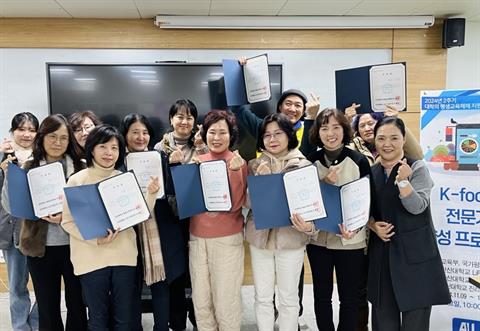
[190,150,247,238]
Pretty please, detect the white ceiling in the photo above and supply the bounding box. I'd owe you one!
[0,0,479,21]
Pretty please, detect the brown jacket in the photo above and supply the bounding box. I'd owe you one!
[245,149,311,250]
[19,156,78,257]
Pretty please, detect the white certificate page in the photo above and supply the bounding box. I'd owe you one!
[27,162,66,218]
[98,172,150,230]
[244,54,271,103]
[199,160,232,211]
[283,165,326,221]
[126,151,165,199]
[369,63,406,112]
[340,177,370,231]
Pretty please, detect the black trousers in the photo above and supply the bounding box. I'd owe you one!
[306,244,364,331]
[27,245,87,331]
[80,266,136,331]
[372,252,431,331]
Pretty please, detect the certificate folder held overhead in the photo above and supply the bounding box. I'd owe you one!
[335,62,406,114]
[223,54,271,106]
[170,160,232,219]
[247,164,370,233]
[7,162,66,220]
[64,172,151,240]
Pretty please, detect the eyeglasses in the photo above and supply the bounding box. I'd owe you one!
[74,124,95,134]
[263,131,286,141]
[46,134,69,144]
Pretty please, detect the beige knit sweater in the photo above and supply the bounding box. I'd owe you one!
[61,161,137,276]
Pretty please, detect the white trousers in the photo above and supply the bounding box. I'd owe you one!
[249,244,305,331]
[189,233,244,331]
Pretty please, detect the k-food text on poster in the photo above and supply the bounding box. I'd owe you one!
[420,89,480,331]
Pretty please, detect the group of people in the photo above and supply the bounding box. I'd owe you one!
[0,86,451,331]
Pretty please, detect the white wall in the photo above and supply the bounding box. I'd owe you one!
[0,49,390,136]
[446,21,480,89]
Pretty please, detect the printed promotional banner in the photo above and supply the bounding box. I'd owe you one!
[420,89,480,331]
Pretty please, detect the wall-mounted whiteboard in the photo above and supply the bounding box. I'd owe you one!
[0,48,391,136]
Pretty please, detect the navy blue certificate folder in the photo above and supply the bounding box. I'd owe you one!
[335,65,372,114]
[247,173,342,234]
[7,163,37,220]
[170,163,206,219]
[64,184,112,240]
[335,62,406,114]
[222,59,248,106]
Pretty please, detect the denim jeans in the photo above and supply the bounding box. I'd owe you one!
[80,266,136,331]
[3,246,38,331]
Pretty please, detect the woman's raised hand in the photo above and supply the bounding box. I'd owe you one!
[169,147,183,164]
[0,138,14,153]
[255,160,271,176]
[147,176,161,195]
[323,165,338,185]
[194,124,206,148]
[229,150,245,171]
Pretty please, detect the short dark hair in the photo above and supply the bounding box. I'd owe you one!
[85,124,126,169]
[309,108,352,148]
[67,110,102,131]
[169,99,198,120]
[31,114,84,172]
[257,113,298,152]
[352,112,384,134]
[10,112,39,133]
[120,113,154,149]
[169,99,199,147]
[276,89,307,112]
[374,116,406,138]
[201,110,239,149]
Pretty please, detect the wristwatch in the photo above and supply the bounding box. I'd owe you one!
[397,179,410,188]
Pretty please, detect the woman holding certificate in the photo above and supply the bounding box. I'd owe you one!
[245,113,311,331]
[294,108,372,331]
[152,100,208,330]
[62,124,155,330]
[367,117,450,331]
[0,112,39,331]
[189,110,247,331]
[120,113,155,331]
[17,114,87,331]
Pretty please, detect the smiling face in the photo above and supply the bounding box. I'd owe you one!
[126,121,150,152]
[206,119,230,154]
[12,120,37,149]
[92,137,120,168]
[319,115,344,150]
[375,123,406,162]
[43,124,69,162]
[278,95,304,124]
[170,107,195,138]
[357,114,377,144]
[262,121,289,157]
